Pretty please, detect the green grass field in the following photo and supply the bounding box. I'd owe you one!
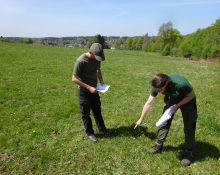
[0,42,220,174]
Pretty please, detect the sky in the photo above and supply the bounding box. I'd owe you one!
[0,0,220,37]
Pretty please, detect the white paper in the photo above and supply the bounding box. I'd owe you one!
[96,83,110,93]
[156,106,174,127]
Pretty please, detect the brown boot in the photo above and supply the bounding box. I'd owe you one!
[181,149,193,166]
[148,143,163,154]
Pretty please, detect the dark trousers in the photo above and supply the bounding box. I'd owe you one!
[156,97,198,150]
[78,88,106,135]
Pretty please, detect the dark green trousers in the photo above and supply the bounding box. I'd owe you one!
[156,97,197,150]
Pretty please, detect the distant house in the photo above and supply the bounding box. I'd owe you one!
[65,44,74,48]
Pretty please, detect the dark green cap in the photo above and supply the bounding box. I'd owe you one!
[89,43,105,61]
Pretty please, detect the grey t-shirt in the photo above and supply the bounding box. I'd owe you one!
[73,53,100,88]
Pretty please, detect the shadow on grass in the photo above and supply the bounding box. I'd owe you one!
[163,141,220,162]
[194,141,220,162]
[96,124,156,140]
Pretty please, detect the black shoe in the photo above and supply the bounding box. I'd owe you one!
[87,134,98,142]
[181,149,193,166]
[148,143,163,154]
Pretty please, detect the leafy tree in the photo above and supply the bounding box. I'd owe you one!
[20,38,33,44]
[145,37,158,52]
[142,33,150,51]
[159,22,181,47]
[0,37,11,43]
[86,34,106,48]
[158,21,173,38]
[179,37,193,58]
[86,37,96,48]
[124,37,133,50]
[94,34,105,47]
[178,18,220,59]
[143,19,219,60]
[162,44,171,56]
[123,37,144,50]
[136,37,144,50]
[114,38,125,49]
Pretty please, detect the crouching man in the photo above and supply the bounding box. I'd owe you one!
[135,73,198,166]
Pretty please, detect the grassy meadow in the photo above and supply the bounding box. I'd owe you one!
[0,42,220,174]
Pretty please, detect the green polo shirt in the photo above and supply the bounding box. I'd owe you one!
[73,53,100,87]
[150,74,193,103]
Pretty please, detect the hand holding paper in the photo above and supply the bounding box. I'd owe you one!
[96,83,110,93]
[156,105,176,127]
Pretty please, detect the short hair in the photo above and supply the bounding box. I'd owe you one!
[150,73,170,88]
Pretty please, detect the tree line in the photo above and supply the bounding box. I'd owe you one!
[115,19,220,60]
[1,18,219,60]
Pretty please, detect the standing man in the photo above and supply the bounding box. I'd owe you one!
[72,43,108,142]
[135,73,198,166]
